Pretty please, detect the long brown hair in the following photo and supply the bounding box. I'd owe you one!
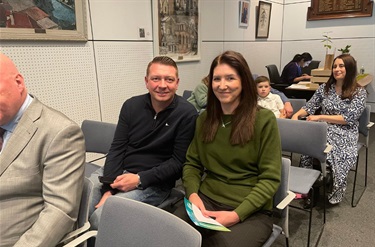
[325,54,360,100]
[202,51,258,145]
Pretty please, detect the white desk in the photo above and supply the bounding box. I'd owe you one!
[286,81,319,91]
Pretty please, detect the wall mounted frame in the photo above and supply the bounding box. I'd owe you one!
[152,0,200,62]
[307,0,373,21]
[256,1,271,39]
[0,0,87,41]
[239,0,250,28]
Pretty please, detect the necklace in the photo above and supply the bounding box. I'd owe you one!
[221,118,232,128]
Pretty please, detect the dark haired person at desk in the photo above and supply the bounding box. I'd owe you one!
[173,51,281,247]
[280,52,313,85]
[292,54,367,205]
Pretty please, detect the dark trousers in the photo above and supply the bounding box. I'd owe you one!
[173,192,273,247]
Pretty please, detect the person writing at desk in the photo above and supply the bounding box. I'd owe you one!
[173,50,281,247]
[280,52,313,85]
[292,54,367,205]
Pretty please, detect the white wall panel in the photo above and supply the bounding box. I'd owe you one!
[242,41,282,76]
[0,42,100,125]
[89,0,153,40]
[93,41,154,123]
[201,0,225,41]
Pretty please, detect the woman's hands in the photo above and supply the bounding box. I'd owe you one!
[188,193,240,227]
[189,193,207,216]
[205,210,240,227]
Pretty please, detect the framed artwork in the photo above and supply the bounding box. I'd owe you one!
[152,0,200,62]
[0,0,87,41]
[239,0,250,27]
[307,0,373,21]
[256,1,272,39]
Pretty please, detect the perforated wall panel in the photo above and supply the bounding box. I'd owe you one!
[0,42,101,125]
[93,41,154,123]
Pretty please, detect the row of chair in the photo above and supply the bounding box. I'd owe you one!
[62,103,372,246]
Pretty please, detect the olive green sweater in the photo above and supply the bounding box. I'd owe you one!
[183,109,281,221]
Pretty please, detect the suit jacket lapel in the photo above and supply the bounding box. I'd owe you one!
[0,97,42,176]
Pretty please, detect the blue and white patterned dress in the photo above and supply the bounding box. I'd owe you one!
[300,83,367,204]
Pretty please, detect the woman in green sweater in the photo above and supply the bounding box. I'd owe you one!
[173,51,282,247]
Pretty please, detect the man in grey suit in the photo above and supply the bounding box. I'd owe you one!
[0,53,86,246]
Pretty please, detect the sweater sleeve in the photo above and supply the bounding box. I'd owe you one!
[102,101,129,193]
[234,111,282,221]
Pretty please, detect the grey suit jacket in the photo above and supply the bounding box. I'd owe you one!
[0,96,85,247]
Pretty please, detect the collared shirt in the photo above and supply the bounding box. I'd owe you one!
[257,93,284,118]
[0,94,33,153]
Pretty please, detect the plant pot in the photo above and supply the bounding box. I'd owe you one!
[324,54,334,70]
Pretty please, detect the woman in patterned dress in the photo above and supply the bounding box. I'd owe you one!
[292,54,367,204]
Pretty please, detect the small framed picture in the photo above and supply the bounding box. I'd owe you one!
[239,1,250,27]
[256,1,272,38]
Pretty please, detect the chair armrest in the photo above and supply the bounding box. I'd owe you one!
[59,222,91,244]
[367,121,374,129]
[276,191,296,210]
[324,144,333,153]
[62,230,98,247]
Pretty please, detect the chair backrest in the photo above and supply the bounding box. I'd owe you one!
[263,157,291,247]
[265,64,281,85]
[289,98,306,115]
[277,118,329,165]
[274,158,291,214]
[182,90,192,100]
[96,197,202,247]
[358,105,371,137]
[81,120,117,154]
[274,158,291,228]
[301,60,321,75]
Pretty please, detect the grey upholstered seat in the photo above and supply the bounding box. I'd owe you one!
[277,118,331,247]
[63,197,202,247]
[288,98,306,115]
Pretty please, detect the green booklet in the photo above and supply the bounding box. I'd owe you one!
[184,198,231,232]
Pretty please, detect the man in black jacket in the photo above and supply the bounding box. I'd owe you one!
[88,56,198,230]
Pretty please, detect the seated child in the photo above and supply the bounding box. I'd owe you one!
[255,76,286,118]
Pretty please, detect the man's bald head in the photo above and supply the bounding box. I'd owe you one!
[0,53,27,126]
